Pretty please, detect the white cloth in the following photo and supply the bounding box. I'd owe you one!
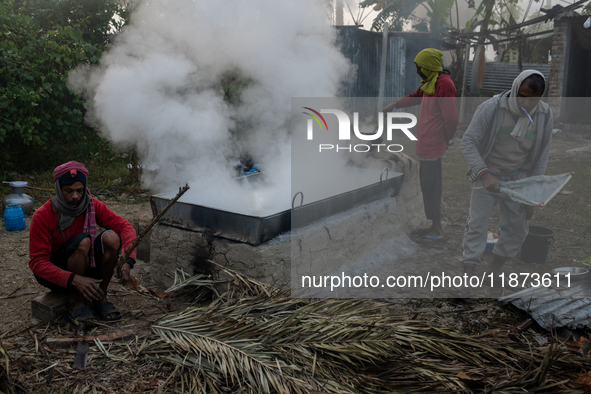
[502,70,547,142]
[499,173,573,207]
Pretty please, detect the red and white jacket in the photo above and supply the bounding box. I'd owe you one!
[29,197,137,288]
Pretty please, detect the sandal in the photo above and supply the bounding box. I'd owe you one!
[67,305,96,325]
[96,301,122,322]
[418,235,446,243]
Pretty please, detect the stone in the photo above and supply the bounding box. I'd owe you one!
[31,292,68,321]
[149,225,212,290]
[210,233,291,287]
[131,220,153,262]
[291,196,418,298]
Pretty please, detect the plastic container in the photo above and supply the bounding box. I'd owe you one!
[2,181,35,215]
[520,226,554,263]
[4,205,26,231]
[485,231,499,253]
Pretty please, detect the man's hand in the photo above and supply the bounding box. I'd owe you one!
[383,102,397,113]
[115,262,131,282]
[481,173,500,193]
[520,204,535,219]
[71,275,104,302]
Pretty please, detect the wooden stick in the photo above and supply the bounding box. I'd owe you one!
[116,184,190,279]
[46,331,134,349]
[25,186,53,192]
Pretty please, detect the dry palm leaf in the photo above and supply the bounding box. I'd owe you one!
[147,269,591,394]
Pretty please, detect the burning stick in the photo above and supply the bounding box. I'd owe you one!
[116,184,190,284]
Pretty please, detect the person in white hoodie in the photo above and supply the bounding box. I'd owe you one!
[459,70,553,295]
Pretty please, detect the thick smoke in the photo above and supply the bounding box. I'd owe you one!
[69,0,352,215]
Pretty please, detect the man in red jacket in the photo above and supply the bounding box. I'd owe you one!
[29,161,137,322]
[383,48,458,242]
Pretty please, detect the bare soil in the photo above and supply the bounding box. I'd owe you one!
[0,198,176,336]
[1,128,590,392]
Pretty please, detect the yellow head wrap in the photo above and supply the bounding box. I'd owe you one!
[414,48,443,96]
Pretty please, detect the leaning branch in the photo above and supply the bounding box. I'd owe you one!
[116,184,190,278]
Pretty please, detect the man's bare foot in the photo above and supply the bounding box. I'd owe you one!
[424,219,444,238]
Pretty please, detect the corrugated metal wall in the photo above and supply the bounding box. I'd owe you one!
[336,27,406,99]
[466,61,551,94]
[384,36,406,98]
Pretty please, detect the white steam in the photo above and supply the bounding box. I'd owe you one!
[69,0,352,215]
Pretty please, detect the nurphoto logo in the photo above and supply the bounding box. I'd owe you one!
[302,107,417,153]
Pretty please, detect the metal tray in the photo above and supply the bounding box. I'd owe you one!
[150,171,404,245]
[150,197,291,245]
[291,170,404,229]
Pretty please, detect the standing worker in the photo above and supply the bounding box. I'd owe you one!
[383,48,458,242]
[460,70,553,295]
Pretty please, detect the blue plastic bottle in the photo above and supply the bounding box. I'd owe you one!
[4,205,26,231]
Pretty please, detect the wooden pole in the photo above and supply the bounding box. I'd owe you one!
[377,23,389,114]
[459,42,471,123]
[116,184,190,280]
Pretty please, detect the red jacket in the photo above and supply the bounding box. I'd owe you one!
[29,197,137,288]
[396,73,458,159]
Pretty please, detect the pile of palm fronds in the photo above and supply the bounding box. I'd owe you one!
[144,265,591,393]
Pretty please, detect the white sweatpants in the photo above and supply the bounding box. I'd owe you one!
[461,180,529,267]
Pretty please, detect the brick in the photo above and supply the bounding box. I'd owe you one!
[31,292,69,321]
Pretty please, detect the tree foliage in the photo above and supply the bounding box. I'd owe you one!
[360,0,456,32]
[360,0,423,31]
[0,0,127,172]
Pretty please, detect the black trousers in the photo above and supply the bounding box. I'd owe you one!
[419,158,442,222]
[35,231,108,293]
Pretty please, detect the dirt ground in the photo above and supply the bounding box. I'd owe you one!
[0,199,165,335]
[1,128,590,392]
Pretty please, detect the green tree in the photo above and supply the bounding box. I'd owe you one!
[360,0,424,31]
[0,0,127,172]
[360,0,455,32]
[14,0,128,46]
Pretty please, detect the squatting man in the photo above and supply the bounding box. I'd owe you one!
[28,161,137,322]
